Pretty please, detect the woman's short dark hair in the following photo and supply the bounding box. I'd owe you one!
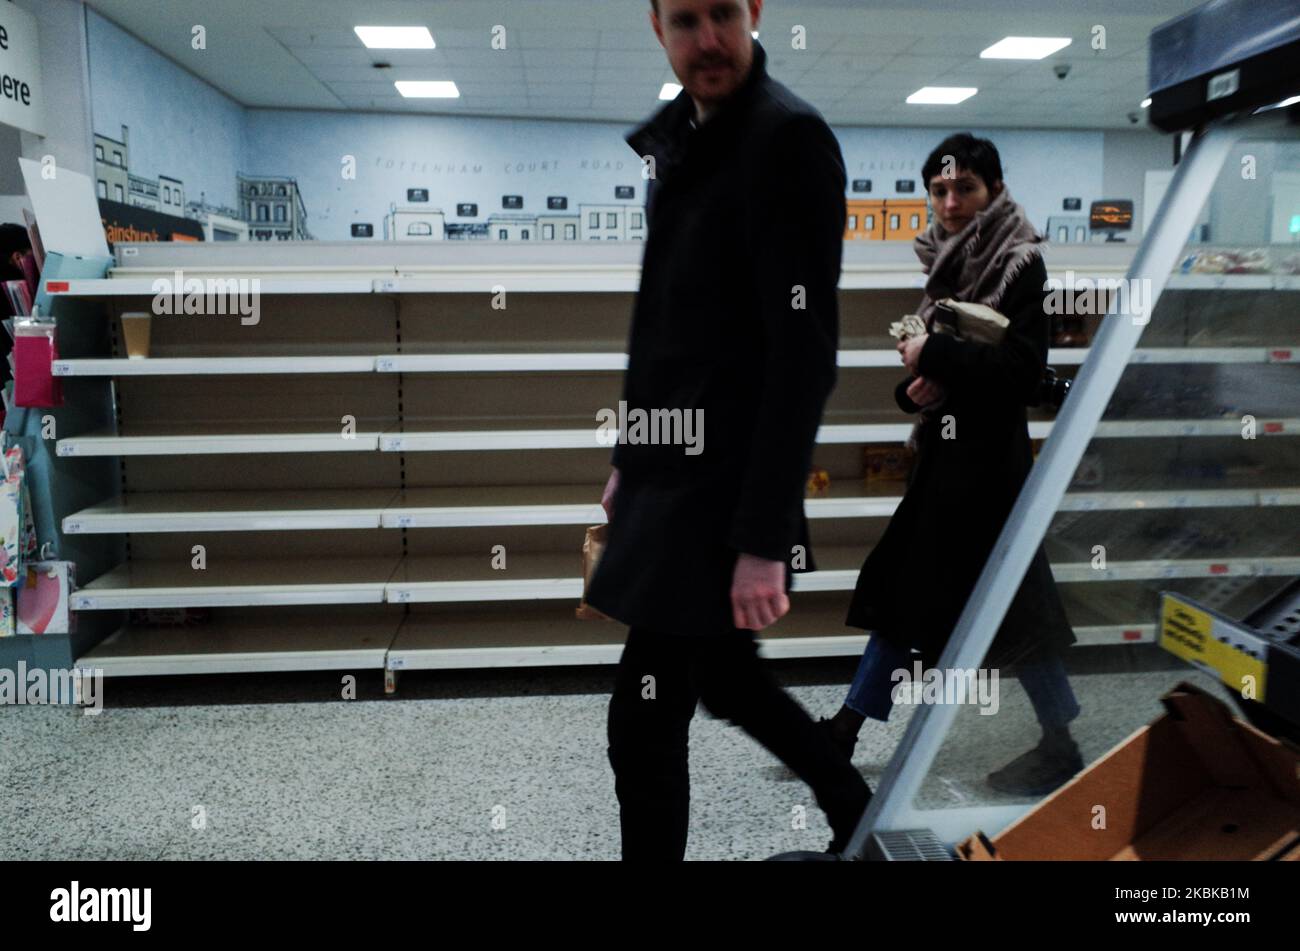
[921,133,1003,190]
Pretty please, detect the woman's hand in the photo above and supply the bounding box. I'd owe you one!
[898,332,929,375]
[906,376,945,409]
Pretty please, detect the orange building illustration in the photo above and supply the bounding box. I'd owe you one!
[845,198,929,241]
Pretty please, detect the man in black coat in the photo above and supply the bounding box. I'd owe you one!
[584,0,870,860]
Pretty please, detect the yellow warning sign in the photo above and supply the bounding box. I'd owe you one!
[1160,595,1267,701]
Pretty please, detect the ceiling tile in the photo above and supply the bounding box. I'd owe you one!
[87,0,1209,132]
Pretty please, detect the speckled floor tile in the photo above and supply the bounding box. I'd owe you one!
[0,652,1233,861]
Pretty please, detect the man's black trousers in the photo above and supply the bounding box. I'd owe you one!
[607,624,872,860]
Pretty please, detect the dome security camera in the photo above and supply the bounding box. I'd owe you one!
[1127,111,1140,124]
[1054,63,1071,80]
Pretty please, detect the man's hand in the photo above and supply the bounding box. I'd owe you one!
[731,553,790,631]
[601,467,620,521]
[898,332,929,376]
[906,376,945,408]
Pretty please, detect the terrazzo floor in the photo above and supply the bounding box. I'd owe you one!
[0,645,1231,860]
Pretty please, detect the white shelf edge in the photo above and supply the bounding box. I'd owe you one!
[1092,418,1299,438]
[56,432,384,457]
[387,643,625,670]
[50,345,1299,377]
[71,584,389,610]
[53,356,378,376]
[1051,556,1300,583]
[386,634,873,669]
[74,624,1156,677]
[387,578,585,603]
[378,353,628,373]
[76,646,390,677]
[1072,624,1157,646]
[72,556,1300,611]
[377,275,641,293]
[755,634,872,659]
[46,262,1155,299]
[61,484,1300,536]
[382,504,606,529]
[382,424,931,452]
[1165,273,1283,290]
[64,511,385,534]
[45,278,375,297]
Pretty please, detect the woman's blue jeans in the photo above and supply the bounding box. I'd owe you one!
[844,634,1080,729]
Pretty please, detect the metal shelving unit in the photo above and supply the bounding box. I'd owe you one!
[43,235,1300,684]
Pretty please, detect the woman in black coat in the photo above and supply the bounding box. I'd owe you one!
[822,134,1082,797]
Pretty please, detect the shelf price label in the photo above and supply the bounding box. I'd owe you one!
[65,521,83,533]
[376,358,396,372]
[389,657,407,670]
[396,515,415,528]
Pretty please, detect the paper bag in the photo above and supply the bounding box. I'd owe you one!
[575,524,612,621]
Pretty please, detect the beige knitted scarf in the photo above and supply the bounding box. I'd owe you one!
[912,186,1045,330]
[905,187,1044,445]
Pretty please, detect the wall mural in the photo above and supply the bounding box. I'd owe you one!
[86,9,1108,245]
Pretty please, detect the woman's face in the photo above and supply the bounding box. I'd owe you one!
[927,168,1002,235]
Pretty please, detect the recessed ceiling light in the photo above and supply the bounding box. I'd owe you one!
[395,80,459,98]
[355,26,435,49]
[659,82,682,100]
[906,86,977,105]
[980,36,1072,59]
[1140,97,1152,108]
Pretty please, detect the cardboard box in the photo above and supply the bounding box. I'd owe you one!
[957,682,1300,860]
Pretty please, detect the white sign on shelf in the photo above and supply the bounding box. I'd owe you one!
[0,5,45,137]
[19,158,111,260]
